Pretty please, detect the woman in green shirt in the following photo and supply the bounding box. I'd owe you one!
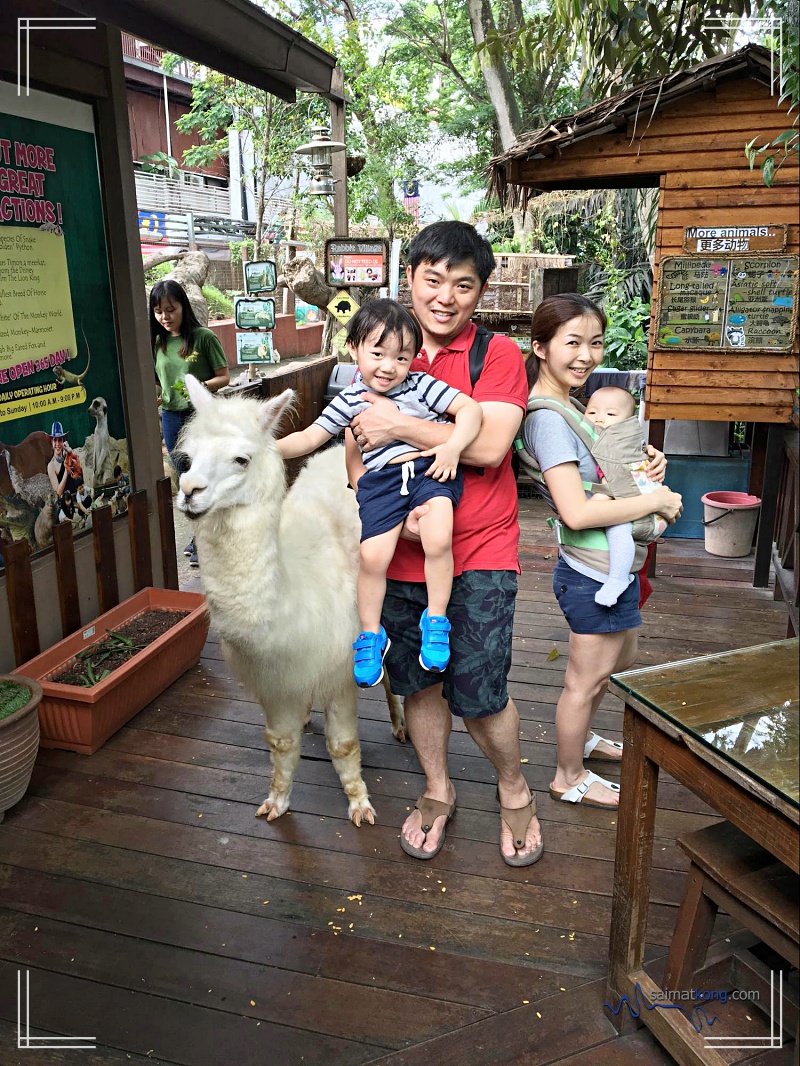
[150,279,230,467]
[150,279,230,564]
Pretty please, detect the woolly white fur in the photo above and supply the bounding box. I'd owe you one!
[176,377,381,823]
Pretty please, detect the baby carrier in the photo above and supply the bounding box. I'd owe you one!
[514,396,667,576]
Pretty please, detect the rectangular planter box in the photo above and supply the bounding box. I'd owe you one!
[14,588,210,755]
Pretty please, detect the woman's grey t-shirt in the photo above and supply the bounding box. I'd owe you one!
[523,408,614,584]
[523,409,598,487]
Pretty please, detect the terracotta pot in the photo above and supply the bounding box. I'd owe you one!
[0,674,43,823]
[14,588,209,755]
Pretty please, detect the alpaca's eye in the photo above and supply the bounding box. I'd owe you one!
[234,456,250,467]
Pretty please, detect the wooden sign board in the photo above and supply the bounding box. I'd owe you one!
[654,255,799,351]
[683,224,787,255]
[325,239,388,287]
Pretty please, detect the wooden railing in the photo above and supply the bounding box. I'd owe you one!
[223,355,337,484]
[772,429,798,637]
[4,359,335,665]
[120,33,194,78]
[3,480,176,667]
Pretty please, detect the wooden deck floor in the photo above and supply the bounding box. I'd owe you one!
[0,498,793,1065]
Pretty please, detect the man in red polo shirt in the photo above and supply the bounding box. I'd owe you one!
[348,221,543,867]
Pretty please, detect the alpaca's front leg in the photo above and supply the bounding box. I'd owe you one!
[324,692,375,826]
[256,705,307,820]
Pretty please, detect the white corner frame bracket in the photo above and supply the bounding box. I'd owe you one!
[17,17,96,96]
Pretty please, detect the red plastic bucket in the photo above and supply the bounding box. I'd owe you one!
[700,491,761,557]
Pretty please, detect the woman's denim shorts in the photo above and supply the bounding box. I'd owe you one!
[553,556,641,635]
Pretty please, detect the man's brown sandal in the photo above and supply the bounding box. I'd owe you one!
[399,796,456,860]
[497,789,544,867]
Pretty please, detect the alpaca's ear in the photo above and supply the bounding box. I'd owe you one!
[184,374,214,410]
[258,389,296,436]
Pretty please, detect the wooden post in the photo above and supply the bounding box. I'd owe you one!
[329,66,348,239]
[3,539,39,665]
[753,423,783,588]
[92,505,119,613]
[156,476,179,590]
[52,520,81,638]
[128,489,153,592]
[607,706,659,1030]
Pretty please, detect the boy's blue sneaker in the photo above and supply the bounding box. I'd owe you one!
[419,609,451,672]
[353,627,391,688]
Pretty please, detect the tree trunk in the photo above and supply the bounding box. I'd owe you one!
[282,258,335,310]
[467,0,521,153]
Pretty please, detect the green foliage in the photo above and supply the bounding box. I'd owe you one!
[138,151,180,178]
[602,297,651,371]
[164,53,324,248]
[229,239,256,265]
[545,0,754,97]
[530,189,654,306]
[745,0,799,186]
[202,285,234,320]
[144,261,173,287]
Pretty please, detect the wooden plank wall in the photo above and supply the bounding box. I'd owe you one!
[647,79,799,423]
[516,77,799,424]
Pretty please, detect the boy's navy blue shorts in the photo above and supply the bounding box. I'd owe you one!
[356,456,464,541]
[553,556,641,634]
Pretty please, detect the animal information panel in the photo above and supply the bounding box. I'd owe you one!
[655,255,799,351]
[326,239,388,287]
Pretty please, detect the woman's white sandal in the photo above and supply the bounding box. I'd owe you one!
[549,770,620,809]
[583,731,623,761]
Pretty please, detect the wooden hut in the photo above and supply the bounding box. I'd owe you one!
[489,44,799,608]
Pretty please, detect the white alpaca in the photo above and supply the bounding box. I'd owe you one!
[176,376,405,824]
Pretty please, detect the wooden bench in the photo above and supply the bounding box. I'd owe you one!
[664,820,799,1043]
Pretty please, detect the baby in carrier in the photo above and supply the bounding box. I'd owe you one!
[584,386,669,606]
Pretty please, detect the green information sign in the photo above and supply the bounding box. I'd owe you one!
[0,84,128,559]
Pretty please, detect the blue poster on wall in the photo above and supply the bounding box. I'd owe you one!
[138,210,166,242]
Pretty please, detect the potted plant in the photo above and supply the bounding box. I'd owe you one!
[0,674,43,823]
[14,587,210,755]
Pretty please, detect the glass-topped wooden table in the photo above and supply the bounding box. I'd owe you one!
[606,640,799,1058]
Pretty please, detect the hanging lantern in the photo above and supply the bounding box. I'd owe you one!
[294,125,346,196]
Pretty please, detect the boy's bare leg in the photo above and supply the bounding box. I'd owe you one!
[400,684,456,854]
[358,523,403,632]
[416,498,454,617]
[466,700,542,860]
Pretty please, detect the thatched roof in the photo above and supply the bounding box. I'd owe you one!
[488,44,775,207]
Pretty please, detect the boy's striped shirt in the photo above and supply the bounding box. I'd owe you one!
[314,370,460,470]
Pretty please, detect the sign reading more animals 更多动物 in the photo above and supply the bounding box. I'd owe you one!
[655,255,799,351]
[325,239,388,288]
[683,224,787,255]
